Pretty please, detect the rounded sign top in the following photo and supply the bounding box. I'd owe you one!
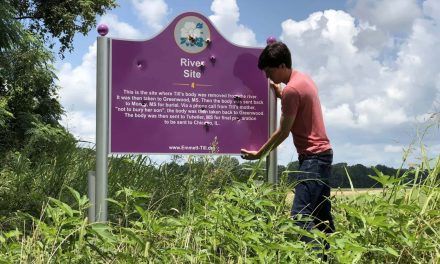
[266,36,276,45]
[97,24,109,36]
[174,15,211,54]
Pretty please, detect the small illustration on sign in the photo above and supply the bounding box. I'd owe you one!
[174,16,210,54]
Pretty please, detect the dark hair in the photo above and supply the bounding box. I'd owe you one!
[258,41,292,70]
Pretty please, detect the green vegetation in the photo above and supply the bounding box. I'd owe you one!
[1,0,117,160]
[0,141,439,263]
[1,1,439,262]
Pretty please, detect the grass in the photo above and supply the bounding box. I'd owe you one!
[0,122,439,263]
[0,152,438,263]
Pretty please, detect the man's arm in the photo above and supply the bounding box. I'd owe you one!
[241,113,294,160]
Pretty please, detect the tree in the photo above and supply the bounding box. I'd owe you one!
[0,3,23,51]
[0,0,117,157]
[10,0,117,56]
[0,31,70,156]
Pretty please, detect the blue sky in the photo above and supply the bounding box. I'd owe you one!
[56,0,440,168]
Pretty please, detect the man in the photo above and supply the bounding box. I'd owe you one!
[240,41,335,246]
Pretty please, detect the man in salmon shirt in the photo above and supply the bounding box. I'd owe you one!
[241,41,334,250]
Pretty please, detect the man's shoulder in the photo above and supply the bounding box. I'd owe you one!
[292,70,313,82]
[282,84,300,97]
[288,70,309,83]
[287,72,314,91]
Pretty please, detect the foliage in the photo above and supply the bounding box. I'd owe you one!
[0,0,117,160]
[329,124,440,263]
[0,31,65,156]
[9,0,117,56]
[0,154,439,263]
[0,138,86,221]
[0,135,439,263]
[0,111,438,262]
[107,155,244,218]
[0,97,13,128]
[0,3,23,51]
[0,146,252,230]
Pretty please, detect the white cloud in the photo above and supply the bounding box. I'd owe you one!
[58,42,97,142]
[209,0,257,46]
[324,104,354,127]
[350,0,422,34]
[277,4,439,166]
[384,144,404,153]
[423,0,440,23]
[100,14,144,39]
[392,17,440,114]
[61,111,96,143]
[131,0,169,32]
[58,43,97,115]
[280,8,438,131]
[281,10,363,76]
[355,98,408,127]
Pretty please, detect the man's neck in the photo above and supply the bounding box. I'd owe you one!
[282,68,293,84]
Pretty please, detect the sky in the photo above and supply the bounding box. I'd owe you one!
[56,0,440,168]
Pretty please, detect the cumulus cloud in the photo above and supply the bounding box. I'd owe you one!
[131,0,169,32]
[423,0,440,23]
[325,104,356,128]
[350,0,422,34]
[384,144,404,153]
[280,8,439,129]
[209,0,257,46]
[58,43,97,142]
[99,14,144,39]
[62,111,96,143]
[277,4,439,166]
[59,43,96,118]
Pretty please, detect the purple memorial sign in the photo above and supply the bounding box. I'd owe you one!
[110,12,268,154]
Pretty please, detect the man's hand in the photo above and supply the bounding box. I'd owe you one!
[240,149,261,160]
[270,81,282,98]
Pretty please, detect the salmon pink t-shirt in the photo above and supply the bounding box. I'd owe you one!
[281,70,331,154]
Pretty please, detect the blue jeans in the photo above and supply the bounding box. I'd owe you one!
[290,152,335,244]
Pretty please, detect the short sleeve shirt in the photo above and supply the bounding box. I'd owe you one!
[281,70,331,154]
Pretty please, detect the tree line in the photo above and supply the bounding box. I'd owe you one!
[279,162,406,188]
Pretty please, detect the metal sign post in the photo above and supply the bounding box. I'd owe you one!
[266,36,278,184]
[95,30,110,222]
[87,171,96,222]
[267,83,278,184]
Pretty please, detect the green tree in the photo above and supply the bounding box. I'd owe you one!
[0,31,70,156]
[0,3,23,50]
[10,0,117,56]
[0,0,116,157]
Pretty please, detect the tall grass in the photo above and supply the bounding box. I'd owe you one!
[0,123,439,263]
